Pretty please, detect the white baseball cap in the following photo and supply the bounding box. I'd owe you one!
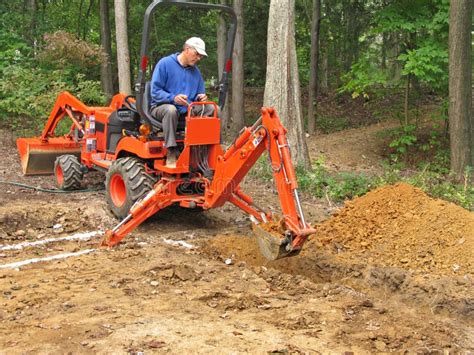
[185,37,207,57]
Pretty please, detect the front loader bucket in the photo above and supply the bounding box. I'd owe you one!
[17,137,81,175]
[252,222,301,260]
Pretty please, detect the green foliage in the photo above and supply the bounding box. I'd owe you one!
[419,168,474,210]
[251,154,473,211]
[381,0,449,92]
[341,0,449,98]
[296,158,335,198]
[243,2,269,87]
[251,156,374,202]
[385,167,474,210]
[0,63,105,135]
[331,172,375,200]
[294,1,312,86]
[377,103,449,166]
[295,158,375,201]
[0,65,63,122]
[398,41,448,91]
[0,35,32,69]
[0,30,106,134]
[339,55,390,99]
[74,74,107,105]
[419,148,450,175]
[387,124,418,160]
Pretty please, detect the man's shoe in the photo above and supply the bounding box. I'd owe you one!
[165,150,177,168]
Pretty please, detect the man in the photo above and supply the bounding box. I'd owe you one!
[150,37,216,168]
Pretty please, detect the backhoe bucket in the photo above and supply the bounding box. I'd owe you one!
[252,222,301,260]
[17,137,81,175]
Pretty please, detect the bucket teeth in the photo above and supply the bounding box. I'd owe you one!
[252,222,300,260]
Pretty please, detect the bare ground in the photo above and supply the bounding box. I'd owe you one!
[0,122,473,354]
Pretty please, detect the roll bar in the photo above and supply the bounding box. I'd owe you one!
[134,0,237,128]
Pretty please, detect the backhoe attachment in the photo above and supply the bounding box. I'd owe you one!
[205,107,316,260]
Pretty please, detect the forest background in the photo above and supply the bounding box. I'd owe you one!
[0,0,472,209]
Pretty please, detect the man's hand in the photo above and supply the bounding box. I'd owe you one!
[174,94,188,106]
[196,93,208,102]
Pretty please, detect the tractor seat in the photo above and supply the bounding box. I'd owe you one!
[143,81,186,133]
[143,81,162,131]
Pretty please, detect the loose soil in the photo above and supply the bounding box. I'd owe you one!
[314,183,473,275]
[0,123,473,353]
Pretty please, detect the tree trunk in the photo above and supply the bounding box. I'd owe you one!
[307,0,321,135]
[40,0,46,23]
[347,0,360,71]
[404,74,411,126]
[83,0,95,40]
[264,0,311,169]
[22,0,27,32]
[27,0,37,46]
[217,0,230,131]
[392,33,402,82]
[448,0,473,181]
[100,0,114,99]
[344,0,353,71]
[320,40,329,95]
[114,0,132,95]
[231,0,245,133]
[77,0,84,39]
[334,36,342,89]
[381,32,387,69]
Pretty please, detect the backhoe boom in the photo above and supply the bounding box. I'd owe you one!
[205,107,316,258]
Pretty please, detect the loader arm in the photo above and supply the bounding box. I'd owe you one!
[39,91,91,141]
[204,107,316,259]
[17,91,128,175]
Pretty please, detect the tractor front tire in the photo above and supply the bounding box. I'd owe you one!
[54,154,83,190]
[105,157,156,219]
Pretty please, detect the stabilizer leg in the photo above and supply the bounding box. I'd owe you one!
[101,182,171,247]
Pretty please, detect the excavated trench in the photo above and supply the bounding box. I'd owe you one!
[202,183,474,319]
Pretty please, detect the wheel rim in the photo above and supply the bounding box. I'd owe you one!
[55,164,64,186]
[110,173,126,207]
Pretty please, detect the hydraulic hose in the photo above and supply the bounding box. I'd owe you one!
[0,180,104,193]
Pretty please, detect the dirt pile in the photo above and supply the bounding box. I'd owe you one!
[312,183,473,275]
[203,184,473,323]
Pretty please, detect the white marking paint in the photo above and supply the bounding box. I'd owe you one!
[162,238,194,249]
[0,249,96,270]
[0,231,102,251]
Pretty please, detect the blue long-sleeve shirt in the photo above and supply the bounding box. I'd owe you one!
[150,53,205,114]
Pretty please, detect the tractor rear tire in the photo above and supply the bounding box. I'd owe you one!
[105,157,156,219]
[54,154,83,190]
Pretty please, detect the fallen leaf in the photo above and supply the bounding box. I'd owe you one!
[147,340,166,349]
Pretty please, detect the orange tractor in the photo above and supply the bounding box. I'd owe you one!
[16,0,316,260]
